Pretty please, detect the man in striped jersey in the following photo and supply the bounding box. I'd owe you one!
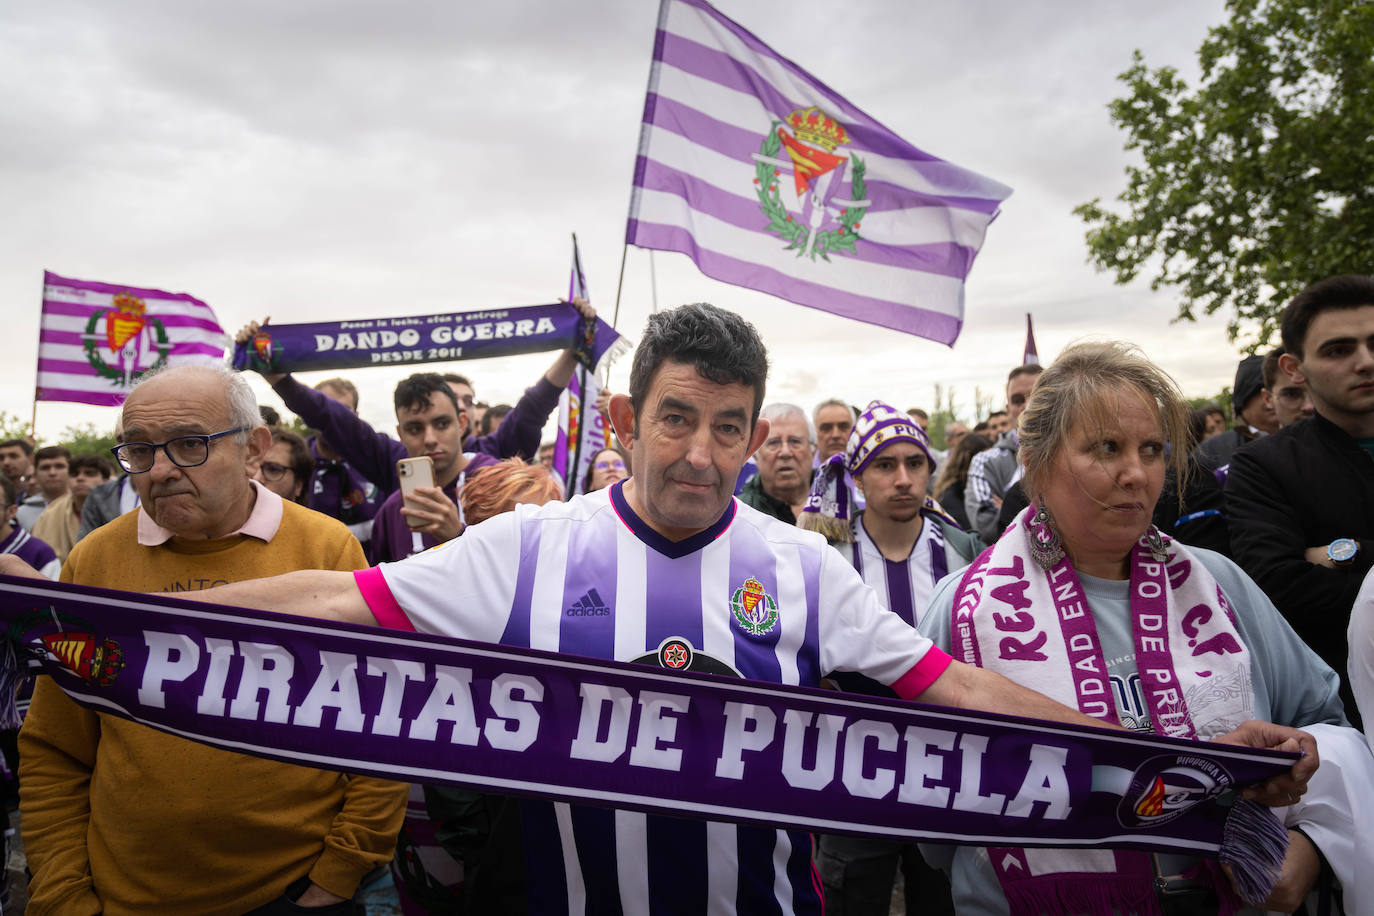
[205,303,1270,915]
[808,402,983,914]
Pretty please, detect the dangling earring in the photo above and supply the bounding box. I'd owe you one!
[1027,503,1065,569]
[1145,525,1168,563]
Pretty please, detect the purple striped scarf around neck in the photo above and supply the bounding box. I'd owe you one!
[951,506,1278,914]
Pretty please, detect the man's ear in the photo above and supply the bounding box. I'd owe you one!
[851,469,866,498]
[747,416,771,459]
[1278,352,1306,386]
[244,426,272,474]
[608,394,637,447]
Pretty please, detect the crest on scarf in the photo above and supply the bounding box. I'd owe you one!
[730,577,779,636]
[1118,754,1233,829]
[752,107,870,261]
[41,630,125,686]
[81,292,171,389]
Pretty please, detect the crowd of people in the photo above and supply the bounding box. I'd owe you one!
[0,276,1371,915]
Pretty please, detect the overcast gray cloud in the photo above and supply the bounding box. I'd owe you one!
[2,0,1252,437]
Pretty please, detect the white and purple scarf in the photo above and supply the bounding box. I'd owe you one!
[951,506,1259,915]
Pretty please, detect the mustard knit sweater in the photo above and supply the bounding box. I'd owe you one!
[19,502,409,916]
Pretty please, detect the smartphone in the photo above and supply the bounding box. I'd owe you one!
[397,457,435,529]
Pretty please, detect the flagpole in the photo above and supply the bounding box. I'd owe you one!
[31,271,47,440]
[611,243,629,331]
[648,251,659,313]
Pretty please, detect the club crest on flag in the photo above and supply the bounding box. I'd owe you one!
[40,630,125,687]
[731,576,779,636]
[753,107,870,261]
[81,291,172,389]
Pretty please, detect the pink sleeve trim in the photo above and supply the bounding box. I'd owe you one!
[353,567,415,632]
[890,647,953,700]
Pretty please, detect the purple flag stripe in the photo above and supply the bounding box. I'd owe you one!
[663,0,947,166]
[40,300,225,331]
[634,159,971,279]
[644,94,999,217]
[657,31,939,169]
[44,272,209,304]
[33,386,126,407]
[627,219,962,344]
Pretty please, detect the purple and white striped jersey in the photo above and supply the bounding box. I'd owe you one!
[358,480,949,916]
[848,514,947,630]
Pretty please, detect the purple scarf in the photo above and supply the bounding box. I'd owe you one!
[1,574,1292,881]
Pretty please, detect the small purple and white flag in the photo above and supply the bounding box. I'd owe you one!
[626,0,1012,346]
[554,236,613,497]
[37,271,228,407]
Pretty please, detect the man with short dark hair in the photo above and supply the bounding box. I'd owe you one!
[17,364,407,914]
[16,445,72,531]
[369,373,499,564]
[0,439,34,500]
[1261,346,1315,429]
[964,364,1042,541]
[197,302,1157,916]
[739,403,814,523]
[983,410,1009,437]
[1227,274,1374,725]
[32,454,114,562]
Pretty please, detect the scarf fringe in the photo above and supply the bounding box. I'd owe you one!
[592,334,633,377]
[797,512,851,542]
[1003,873,1160,916]
[0,638,24,729]
[1220,798,1289,905]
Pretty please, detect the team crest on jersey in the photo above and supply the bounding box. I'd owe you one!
[730,576,779,637]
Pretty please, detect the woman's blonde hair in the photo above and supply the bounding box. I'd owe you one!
[1019,340,1190,506]
[460,458,563,526]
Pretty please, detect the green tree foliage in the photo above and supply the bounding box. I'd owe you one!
[0,412,34,443]
[1075,0,1374,346]
[58,423,120,458]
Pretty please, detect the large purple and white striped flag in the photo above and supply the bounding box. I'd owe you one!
[37,271,228,407]
[626,0,1013,345]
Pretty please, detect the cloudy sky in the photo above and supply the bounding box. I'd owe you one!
[2,0,1253,440]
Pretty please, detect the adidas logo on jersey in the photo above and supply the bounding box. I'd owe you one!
[566,588,611,617]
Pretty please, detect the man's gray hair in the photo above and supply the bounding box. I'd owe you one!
[124,362,261,444]
[759,403,815,442]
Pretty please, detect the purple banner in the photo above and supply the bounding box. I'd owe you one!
[1,575,1294,853]
[231,302,626,376]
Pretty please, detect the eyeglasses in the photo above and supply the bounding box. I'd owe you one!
[760,436,811,454]
[594,458,626,471]
[259,461,292,481]
[111,427,249,474]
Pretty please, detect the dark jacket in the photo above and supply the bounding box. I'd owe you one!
[1225,412,1374,722]
[737,470,814,525]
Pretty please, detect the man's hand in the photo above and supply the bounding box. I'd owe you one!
[294,883,349,907]
[400,486,463,543]
[0,555,44,579]
[1214,720,1318,805]
[571,295,596,322]
[1304,546,1335,569]
[234,319,286,385]
[595,387,612,419]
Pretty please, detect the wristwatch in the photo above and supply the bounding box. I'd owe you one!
[1327,538,1359,567]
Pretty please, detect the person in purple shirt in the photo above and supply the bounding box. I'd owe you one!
[369,373,500,565]
[235,299,598,512]
[0,477,60,580]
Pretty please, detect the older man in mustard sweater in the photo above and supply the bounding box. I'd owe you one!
[18,365,407,916]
